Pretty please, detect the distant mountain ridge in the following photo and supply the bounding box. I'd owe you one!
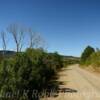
[61,55,80,60]
[0,50,16,56]
[0,50,80,61]
[61,55,80,64]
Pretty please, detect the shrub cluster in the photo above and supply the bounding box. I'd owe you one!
[80,46,100,69]
[0,48,63,100]
[86,51,100,68]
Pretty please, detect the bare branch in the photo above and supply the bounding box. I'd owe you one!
[28,29,45,49]
[0,31,7,52]
[7,24,25,52]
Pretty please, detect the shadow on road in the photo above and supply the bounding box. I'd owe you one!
[43,68,77,99]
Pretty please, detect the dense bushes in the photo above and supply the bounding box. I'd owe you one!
[0,48,63,100]
[80,46,100,71]
[86,51,100,68]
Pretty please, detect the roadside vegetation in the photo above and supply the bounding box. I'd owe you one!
[0,24,64,100]
[0,23,81,100]
[80,45,100,71]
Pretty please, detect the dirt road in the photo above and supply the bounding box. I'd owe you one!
[43,64,100,100]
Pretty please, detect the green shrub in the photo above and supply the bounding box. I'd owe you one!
[0,48,63,100]
[88,51,100,68]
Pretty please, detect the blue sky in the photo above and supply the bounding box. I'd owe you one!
[0,0,100,56]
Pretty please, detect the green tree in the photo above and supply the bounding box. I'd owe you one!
[81,46,95,64]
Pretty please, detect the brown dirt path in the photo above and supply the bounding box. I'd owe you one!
[41,64,100,100]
